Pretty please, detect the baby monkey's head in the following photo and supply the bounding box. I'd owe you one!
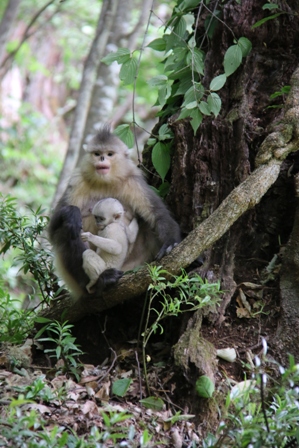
[92,198,124,230]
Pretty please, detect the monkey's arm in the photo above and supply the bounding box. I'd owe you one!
[81,232,122,255]
[126,218,139,244]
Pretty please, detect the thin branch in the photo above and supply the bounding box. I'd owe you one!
[0,0,57,76]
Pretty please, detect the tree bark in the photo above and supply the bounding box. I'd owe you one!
[276,172,299,361]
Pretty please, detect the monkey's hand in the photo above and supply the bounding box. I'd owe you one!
[155,241,179,260]
[81,231,92,242]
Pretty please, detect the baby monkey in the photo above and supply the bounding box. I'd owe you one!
[81,198,138,293]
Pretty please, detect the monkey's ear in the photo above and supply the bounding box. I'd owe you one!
[114,213,122,220]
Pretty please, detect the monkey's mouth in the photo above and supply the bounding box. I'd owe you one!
[96,166,110,175]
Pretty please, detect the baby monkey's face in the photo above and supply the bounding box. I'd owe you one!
[92,198,125,231]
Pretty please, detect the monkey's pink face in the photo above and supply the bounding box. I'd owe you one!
[92,151,114,176]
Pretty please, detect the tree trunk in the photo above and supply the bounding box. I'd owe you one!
[52,0,119,207]
[81,0,153,156]
[276,173,299,362]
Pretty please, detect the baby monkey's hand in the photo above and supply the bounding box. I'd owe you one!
[81,231,92,242]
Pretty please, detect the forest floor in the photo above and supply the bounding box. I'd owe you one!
[0,274,280,447]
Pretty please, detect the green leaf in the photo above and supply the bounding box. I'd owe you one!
[158,124,173,140]
[187,48,205,75]
[148,75,168,87]
[178,107,192,120]
[147,38,166,51]
[207,92,221,117]
[112,378,132,397]
[238,37,252,57]
[251,12,282,29]
[182,83,204,107]
[195,375,215,398]
[177,0,200,11]
[189,108,203,134]
[223,45,242,76]
[158,181,170,198]
[209,74,227,91]
[120,57,138,85]
[185,100,198,109]
[147,137,157,146]
[199,101,211,116]
[152,142,171,181]
[174,74,194,96]
[101,48,131,65]
[158,84,171,107]
[114,125,134,148]
[173,16,187,38]
[262,3,279,10]
[140,396,164,411]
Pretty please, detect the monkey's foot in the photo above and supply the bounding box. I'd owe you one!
[99,268,123,289]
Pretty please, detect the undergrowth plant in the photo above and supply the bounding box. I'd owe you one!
[0,398,151,448]
[0,285,34,344]
[35,319,84,381]
[141,265,221,393]
[0,194,57,306]
[202,351,299,447]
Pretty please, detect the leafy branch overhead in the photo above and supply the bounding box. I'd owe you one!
[102,2,251,184]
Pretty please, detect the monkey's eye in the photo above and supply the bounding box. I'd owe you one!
[95,216,105,222]
[107,152,114,157]
[94,152,101,156]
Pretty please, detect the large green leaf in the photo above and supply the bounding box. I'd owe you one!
[195,375,215,398]
[112,378,132,397]
[223,45,242,76]
[147,38,166,51]
[114,125,134,148]
[238,37,252,57]
[207,92,221,117]
[209,74,227,91]
[120,57,138,85]
[101,48,131,65]
[152,142,171,181]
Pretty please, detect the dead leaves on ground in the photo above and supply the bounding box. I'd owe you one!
[0,355,199,447]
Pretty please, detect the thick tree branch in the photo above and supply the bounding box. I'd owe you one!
[39,65,299,324]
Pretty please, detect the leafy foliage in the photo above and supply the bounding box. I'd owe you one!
[0,195,56,306]
[0,104,63,209]
[0,398,150,447]
[201,351,299,447]
[102,0,252,183]
[35,319,84,381]
[0,286,34,344]
[141,265,221,394]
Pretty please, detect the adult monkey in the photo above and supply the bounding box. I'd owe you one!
[49,125,181,297]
